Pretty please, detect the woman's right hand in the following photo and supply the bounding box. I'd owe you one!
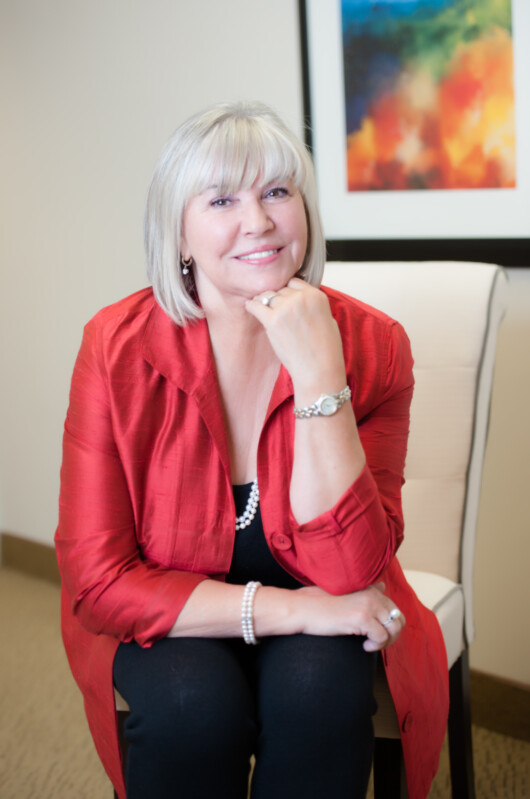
[291,582,405,652]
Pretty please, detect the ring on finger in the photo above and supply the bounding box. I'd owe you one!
[382,608,401,627]
[261,292,277,308]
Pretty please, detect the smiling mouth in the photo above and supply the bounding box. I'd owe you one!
[238,248,280,261]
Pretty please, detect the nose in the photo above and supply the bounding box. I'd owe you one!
[240,197,274,235]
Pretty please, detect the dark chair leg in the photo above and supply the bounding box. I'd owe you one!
[448,648,476,799]
[113,709,130,798]
[373,737,408,798]
[117,709,130,762]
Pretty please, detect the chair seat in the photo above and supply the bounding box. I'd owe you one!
[404,569,464,670]
[115,689,129,712]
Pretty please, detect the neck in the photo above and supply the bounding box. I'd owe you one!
[205,311,280,485]
[195,272,270,339]
[205,302,269,354]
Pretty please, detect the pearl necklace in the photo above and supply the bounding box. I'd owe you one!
[235,479,259,531]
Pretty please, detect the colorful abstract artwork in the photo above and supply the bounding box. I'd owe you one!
[342,0,516,191]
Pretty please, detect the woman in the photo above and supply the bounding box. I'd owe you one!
[56,101,448,799]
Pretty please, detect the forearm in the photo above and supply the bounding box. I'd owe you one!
[286,320,413,582]
[290,396,366,524]
[169,579,404,652]
[168,580,302,638]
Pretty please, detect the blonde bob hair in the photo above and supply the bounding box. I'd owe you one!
[144,101,326,325]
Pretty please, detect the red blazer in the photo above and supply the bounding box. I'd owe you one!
[56,286,448,799]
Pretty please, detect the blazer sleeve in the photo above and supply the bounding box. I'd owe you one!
[55,319,207,647]
[284,319,414,594]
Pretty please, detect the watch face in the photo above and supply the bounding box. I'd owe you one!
[320,395,339,416]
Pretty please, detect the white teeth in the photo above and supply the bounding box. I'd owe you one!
[239,249,278,260]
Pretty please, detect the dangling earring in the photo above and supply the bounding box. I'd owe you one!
[181,256,193,276]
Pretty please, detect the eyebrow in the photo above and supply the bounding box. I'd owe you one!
[201,176,290,196]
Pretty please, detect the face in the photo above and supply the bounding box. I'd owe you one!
[180,178,308,308]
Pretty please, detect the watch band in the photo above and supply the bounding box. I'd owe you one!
[293,386,351,419]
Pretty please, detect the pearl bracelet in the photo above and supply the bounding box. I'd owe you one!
[241,581,262,645]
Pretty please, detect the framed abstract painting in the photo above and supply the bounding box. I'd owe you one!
[299,0,530,264]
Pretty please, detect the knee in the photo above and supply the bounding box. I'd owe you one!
[126,692,255,761]
[257,636,376,740]
[121,641,256,758]
[261,678,375,738]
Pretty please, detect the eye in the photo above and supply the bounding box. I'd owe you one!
[264,186,289,199]
[210,196,232,208]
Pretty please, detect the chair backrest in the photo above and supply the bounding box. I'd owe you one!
[323,261,507,643]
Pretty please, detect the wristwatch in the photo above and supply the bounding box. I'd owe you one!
[293,386,351,419]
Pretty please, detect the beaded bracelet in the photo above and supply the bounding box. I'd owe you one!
[241,581,262,645]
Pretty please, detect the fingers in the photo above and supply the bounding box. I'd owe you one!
[286,276,307,290]
[366,612,405,652]
[295,584,405,649]
[244,289,283,324]
[361,586,405,652]
[246,279,317,317]
[245,285,295,318]
[381,607,402,628]
[260,292,279,308]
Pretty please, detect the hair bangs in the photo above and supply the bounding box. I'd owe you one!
[185,115,305,200]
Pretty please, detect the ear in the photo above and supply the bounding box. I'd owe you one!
[180,237,191,261]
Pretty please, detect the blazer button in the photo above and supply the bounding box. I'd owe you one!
[401,712,414,733]
[271,533,293,551]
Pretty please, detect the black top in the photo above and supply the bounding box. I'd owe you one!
[227,482,302,589]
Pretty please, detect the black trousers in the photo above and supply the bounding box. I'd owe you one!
[113,632,377,799]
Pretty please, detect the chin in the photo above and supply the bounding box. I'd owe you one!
[253,267,298,292]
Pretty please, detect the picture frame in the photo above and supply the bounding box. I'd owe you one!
[299,0,530,265]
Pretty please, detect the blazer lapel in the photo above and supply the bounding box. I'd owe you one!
[141,302,296,473]
[141,304,231,474]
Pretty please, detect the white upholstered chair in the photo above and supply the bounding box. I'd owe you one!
[323,260,508,798]
[115,260,507,799]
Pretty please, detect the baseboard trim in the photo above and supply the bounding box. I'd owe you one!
[1,532,60,585]
[471,667,530,695]
[470,669,530,742]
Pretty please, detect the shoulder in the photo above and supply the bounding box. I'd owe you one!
[87,287,156,332]
[81,287,159,350]
[321,284,414,404]
[321,283,394,323]
[77,287,158,370]
[321,284,409,349]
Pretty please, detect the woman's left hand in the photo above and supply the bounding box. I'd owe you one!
[245,277,347,398]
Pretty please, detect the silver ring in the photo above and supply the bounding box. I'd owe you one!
[261,292,277,307]
[382,608,401,627]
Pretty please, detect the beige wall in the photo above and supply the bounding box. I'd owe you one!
[0,0,303,544]
[0,0,528,686]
